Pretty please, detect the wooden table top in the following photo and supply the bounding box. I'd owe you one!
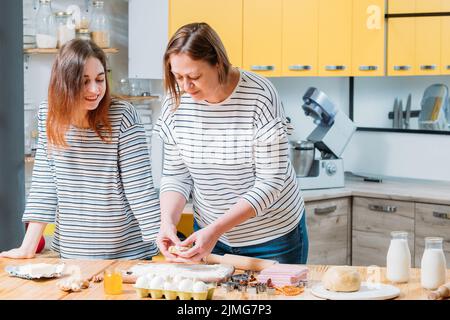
[1,257,448,300]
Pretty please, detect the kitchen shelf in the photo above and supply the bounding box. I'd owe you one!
[23,48,119,54]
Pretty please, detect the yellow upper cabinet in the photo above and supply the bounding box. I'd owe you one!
[169,0,243,68]
[387,1,415,76]
[415,0,441,75]
[387,17,415,76]
[415,17,440,75]
[441,0,450,75]
[282,0,319,76]
[352,0,386,76]
[243,0,282,77]
[318,0,353,76]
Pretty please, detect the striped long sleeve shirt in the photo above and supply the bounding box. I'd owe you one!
[155,70,305,247]
[23,100,160,260]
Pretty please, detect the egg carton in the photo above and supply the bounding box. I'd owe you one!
[134,286,216,300]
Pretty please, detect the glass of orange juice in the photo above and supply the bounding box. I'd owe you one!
[103,268,123,295]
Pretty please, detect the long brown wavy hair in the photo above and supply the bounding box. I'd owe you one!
[47,39,112,147]
[164,22,231,109]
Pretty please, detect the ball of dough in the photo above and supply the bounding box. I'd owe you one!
[322,266,361,292]
[168,245,190,255]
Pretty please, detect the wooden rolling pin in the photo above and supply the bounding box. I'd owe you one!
[428,282,450,300]
[205,253,278,272]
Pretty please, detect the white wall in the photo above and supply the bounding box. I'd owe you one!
[343,131,450,181]
[269,77,450,182]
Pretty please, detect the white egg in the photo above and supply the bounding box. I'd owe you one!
[163,281,178,291]
[192,281,208,293]
[172,274,184,283]
[149,276,165,290]
[135,276,149,288]
[178,278,193,292]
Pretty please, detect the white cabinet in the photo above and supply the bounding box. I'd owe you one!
[128,0,168,79]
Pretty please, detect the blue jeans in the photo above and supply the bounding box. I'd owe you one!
[194,211,309,264]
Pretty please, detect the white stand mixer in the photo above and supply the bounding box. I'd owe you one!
[296,87,356,190]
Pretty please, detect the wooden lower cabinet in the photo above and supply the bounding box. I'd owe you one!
[305,197,350,266]
[415,202,450,268]
[352,197,415,267]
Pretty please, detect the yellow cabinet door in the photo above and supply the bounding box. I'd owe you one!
[282,0,318,76]
[387,18,415,75]
[243,0,282,77]
[352,0,385,76]
[415,0,441,75]
[415,17,441,75]
[388,0,415,14]
[318,0,352,76]
[441,1,450,74]
[169,0,243,68]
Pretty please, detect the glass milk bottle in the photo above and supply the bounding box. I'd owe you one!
[35,0,57,48]
[421,237,447,290]
[386,231,411,283]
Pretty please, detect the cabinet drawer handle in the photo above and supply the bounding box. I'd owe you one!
[359,65,378,71]
[368,204,397,213]
[325,65,346,71]
[288,65,312,71]
[314,205,337,215]
[433,211,450,220]
[394,65,411,71]
[250,65,274,71]
[420,65,437,70]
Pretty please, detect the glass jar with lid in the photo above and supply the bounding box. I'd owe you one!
[55,11,75,48]
[76,28,91,41]
[89,1,110,48]
[35,0,57,49]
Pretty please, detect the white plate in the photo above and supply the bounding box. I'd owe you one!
[311,282,401,300]
[5,263,65,280]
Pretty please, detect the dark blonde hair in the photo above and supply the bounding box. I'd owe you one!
[164,22,231,109]
[47,39,112,147]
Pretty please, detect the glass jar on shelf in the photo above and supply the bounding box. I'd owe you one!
[35,0,57,49]
[76,28,91,41]
[89,0,110,48]
[118,78,130,96]
[55,11,75,48]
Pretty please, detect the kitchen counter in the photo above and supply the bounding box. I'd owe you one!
[301,173,450,205]
[182,174,450,214]
[1,257,448,300]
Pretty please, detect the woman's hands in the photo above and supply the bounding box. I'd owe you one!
[174,224,221,263]
[0,222,46,259]
[156,223,182,261]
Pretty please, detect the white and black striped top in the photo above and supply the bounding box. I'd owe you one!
[155,70,305,247]
[23,100,160,260]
